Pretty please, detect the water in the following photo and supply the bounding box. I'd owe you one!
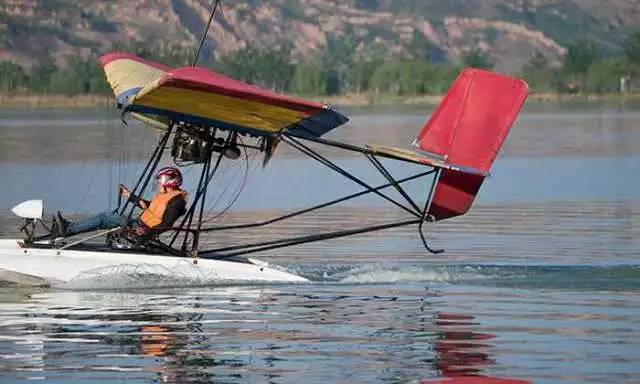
[0,101,639,383]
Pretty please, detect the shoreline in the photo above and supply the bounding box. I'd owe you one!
[1,92,639,109]
[0,94,113,109]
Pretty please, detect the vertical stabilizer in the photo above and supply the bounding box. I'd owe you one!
[423,69,528,221]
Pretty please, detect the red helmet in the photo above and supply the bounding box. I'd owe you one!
[156,166,182,188]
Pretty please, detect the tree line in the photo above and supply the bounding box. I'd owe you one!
[1,31,639,97]
[0,42,193,95]
[522,34,640,94]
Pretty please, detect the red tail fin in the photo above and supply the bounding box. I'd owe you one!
[423,69,528,221]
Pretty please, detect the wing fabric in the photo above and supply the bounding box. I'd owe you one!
[100,53,348,137]
[100,53,170,106]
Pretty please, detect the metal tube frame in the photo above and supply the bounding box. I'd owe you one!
[119,124,174,220]
[76,126,444,258]
[199,169,436,233]
[197,132,444,258]
[169,129,232,251]
[282,135,420,217]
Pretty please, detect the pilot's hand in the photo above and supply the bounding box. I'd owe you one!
[119,184,130,199]
[139,200,148,209]
[136,226,148,236]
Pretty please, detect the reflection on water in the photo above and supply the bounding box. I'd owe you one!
[429,313,493,377]
[1,102,640,383]
[1,285,638,383]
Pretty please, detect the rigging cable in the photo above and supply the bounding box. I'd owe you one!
[73,103,116,215]
[107,95,114,210]
[193,0,221,67]
[73,162,100,215]
[158,144,251,243]
[118,95,125,201]
[192,138,254,247]
[202,136,253,224]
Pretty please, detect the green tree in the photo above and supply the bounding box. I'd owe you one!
[561,39,600,93]
[86,59,110,94]
[110,41,194,67]
[521,51,558,93]
[27,56,58,93]
[321,34,357,93]
[350,59,380,94]
[0,61,27,93]
[216,45,293,92]
[585,58,628,93]
[369,59,459,96]
[48,69,85,95]
[370,61,400,94]
[398,60,429,95]
[350,41,386,93]
[462,49,494,69]
[623,30,640,65]
[357,40,387,62]
[46,54,109,95]
[255,44,294,92]
[217,46,259,83]
[423,64,460,94]
[0,29,7,49]
[563,39,599,75]
[291,62,326,95]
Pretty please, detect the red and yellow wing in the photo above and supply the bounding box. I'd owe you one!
[100,53,347,137]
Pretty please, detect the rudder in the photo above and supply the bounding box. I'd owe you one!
[420,68,528,221]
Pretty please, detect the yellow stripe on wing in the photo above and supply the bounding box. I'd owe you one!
[134,86,310,133]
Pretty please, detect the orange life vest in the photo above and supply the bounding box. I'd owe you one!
[139,189,187,228]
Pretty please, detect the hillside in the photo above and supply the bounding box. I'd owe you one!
[1,0,639,73]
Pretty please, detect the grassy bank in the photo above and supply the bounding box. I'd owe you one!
[1,92,639,110]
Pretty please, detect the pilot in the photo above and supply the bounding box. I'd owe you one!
[54,167,187,238]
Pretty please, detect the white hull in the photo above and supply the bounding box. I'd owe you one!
[0,239,309,287]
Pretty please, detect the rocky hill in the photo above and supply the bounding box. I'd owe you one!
[1,0,639,73]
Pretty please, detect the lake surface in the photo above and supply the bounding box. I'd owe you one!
[0,101,639,383]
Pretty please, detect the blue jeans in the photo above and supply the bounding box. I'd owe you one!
[66,212,138,236]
